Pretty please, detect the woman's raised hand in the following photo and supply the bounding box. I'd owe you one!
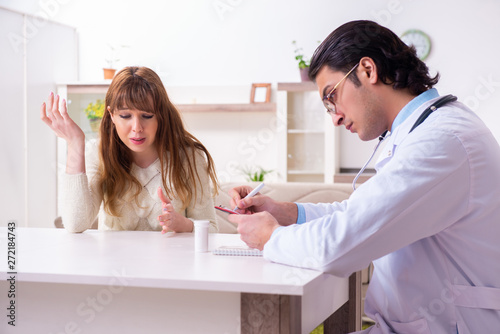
[41,92,86,174]
[41,92,85,145]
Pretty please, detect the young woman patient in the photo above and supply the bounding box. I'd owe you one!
[41,66,218,233]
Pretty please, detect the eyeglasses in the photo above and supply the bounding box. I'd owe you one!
[323,63,359,114]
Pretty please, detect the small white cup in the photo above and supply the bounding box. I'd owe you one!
[194,220,209,252]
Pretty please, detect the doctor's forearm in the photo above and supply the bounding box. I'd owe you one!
[269,201,298,226]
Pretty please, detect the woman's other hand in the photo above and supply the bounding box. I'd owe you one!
[157,187,194,233]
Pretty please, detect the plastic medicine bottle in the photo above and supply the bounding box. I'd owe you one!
[194,220,209,252]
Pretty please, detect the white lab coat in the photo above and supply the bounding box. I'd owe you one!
[263,96,500,333]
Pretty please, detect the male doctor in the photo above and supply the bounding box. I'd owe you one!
[228,20,500,333]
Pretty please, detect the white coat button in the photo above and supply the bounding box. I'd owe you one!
[387,150,392,157]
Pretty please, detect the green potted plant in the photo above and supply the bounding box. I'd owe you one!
[239,165,275,182]
[85,99,105,132]
[292,40,311,82]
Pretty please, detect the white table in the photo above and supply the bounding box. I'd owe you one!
[0,228,354,334]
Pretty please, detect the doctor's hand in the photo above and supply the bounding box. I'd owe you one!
[41,92,85,145]
[229,186,298,227]
[229,185,275,214]
[228,211,280,251]
[157,187,194,233]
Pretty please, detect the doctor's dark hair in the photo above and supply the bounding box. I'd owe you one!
[309,20,439,95]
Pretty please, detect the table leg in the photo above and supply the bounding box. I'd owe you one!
[324,271,362,333]
[241,293,301,334]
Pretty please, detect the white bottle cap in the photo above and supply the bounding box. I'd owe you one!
[194,220,210,228]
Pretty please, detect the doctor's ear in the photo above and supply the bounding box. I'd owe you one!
[359,57,378,84]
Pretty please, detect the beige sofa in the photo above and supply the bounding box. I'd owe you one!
[215,182,353,233]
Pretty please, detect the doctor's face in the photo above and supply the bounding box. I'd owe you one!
[316,65,386,141]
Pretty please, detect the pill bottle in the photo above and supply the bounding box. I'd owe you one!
[194,220,209,252]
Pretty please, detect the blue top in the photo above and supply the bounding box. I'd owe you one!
[295,88,439,224]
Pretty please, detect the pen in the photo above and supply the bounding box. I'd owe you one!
[233,182,265,211]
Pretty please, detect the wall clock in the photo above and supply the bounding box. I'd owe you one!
[400,29,431,61]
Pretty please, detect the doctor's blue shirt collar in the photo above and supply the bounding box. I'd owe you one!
[390,88,439,132]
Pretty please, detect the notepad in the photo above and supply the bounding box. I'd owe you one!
[212,246,263,256]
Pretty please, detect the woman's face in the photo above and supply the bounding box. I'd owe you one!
[109,105,159,167]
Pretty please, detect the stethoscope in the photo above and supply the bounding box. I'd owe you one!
[352,94,457,191]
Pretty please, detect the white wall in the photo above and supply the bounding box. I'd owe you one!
[0,6,78,227]
[2,0,500,178]
[0,7,25,227]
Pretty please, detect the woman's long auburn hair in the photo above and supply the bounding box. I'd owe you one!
[98,66,218,216]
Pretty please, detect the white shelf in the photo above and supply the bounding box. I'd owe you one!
[277,83,334,183]
[287,170,324,175]
[287,129,324,134]
[277,82,317,92]
[178,103,275,113]
[59,83,276,113]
